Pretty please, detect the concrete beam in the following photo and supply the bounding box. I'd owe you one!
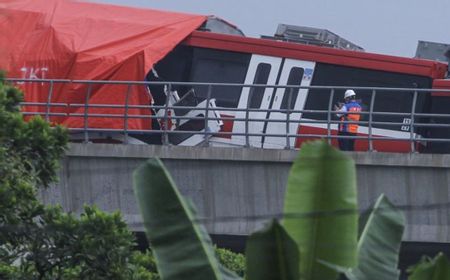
[40,143,450,243]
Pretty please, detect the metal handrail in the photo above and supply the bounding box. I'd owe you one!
[8,78,450,152]
[22,102,450,117]
[7,78,450,92]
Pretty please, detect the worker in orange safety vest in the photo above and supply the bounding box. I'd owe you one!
[334,89,362,151]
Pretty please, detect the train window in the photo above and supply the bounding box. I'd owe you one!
[146,46,194,108]
[189,49,251,108]
[372,91,414,130]
[302,88,337,120]
[280,67,304,110]
[304,63,432,132]
[249,63,271,108]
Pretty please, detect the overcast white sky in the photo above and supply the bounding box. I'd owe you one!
[94,0,449,58]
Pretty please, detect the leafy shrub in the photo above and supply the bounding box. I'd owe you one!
[215,246,246,277]
[0,74,156,279]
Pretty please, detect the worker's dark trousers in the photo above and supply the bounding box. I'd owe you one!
[338,131,356,151]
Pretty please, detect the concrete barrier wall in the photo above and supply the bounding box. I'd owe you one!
[40,143,450,243]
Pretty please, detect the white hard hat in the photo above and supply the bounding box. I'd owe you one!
[344,89,356,99]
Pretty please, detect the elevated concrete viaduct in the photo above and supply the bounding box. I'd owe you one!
[40,143,450,244]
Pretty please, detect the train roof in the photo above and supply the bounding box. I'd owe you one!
[432,79,450,96]
[184,31,448,80]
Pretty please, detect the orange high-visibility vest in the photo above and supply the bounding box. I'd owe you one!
[339,102,361,133]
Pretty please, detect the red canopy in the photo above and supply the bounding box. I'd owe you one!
[0,0,207,130]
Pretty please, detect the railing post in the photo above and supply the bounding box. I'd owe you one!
[83,83,92,143]
[245,85,252,148]
[327,88,335,145]
[368,89,376,152]
[162,84,171,146]
[203,84,212,147]
[285,87,293,149]
[123,84,131,144]
[410,90,418,153]
[45,80,54,122]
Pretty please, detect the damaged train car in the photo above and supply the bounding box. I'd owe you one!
[2,0,450,153]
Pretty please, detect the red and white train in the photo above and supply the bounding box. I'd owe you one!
[143,30,450,153]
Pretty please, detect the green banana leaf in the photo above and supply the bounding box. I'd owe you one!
[408,253,450,280]
[352,194,405,280]
[320,194,405,280]
[245,219,299,280]
[133,159,240,280]
[282,141,358,280]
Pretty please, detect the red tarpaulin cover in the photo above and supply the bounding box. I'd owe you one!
[0,0,207,130]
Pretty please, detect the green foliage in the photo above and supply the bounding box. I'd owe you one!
[2,205,154,279]
[131,140,450,280]
[407,253,450,280]
[215,247,245,277]
[0,76,155,279]
[353,194,404,279]
[133,159,239,280]
[320,194,405,280]
[0,78,67,189]
[282,141,358,280]
[130,250,161,280]
[245,219,298,280]
[0,76,66,278]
